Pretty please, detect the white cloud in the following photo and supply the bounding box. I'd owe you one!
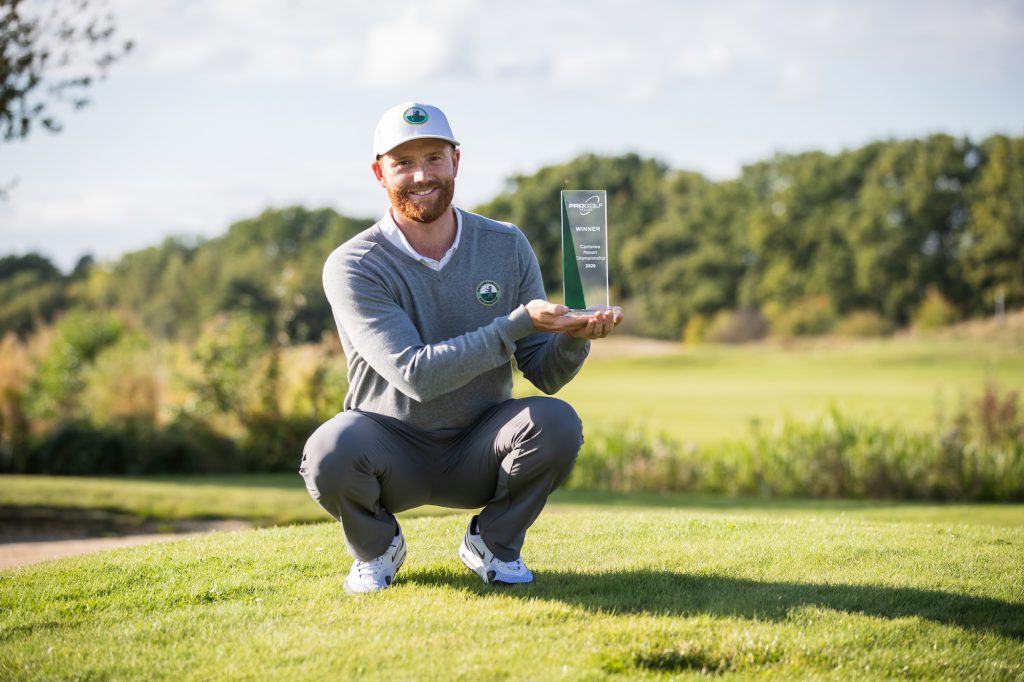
[360,8,461,87]
[776,60,821,100]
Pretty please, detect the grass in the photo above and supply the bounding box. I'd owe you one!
[5,474,1024,529]
[3,332,1023,677]
[526,335,1024,444]
[2,503,1023,680]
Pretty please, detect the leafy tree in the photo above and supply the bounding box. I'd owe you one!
[1,0,133,143]
[475,153,668,298]
[0,252,67,335]
[24,309,130,421]
[963,135,1024,313]
[849,136,974,323]
[76,206,372,343]
[620,171,749,338]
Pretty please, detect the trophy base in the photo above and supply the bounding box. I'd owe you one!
[564,306,611,318]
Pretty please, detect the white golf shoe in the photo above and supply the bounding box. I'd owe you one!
[459,515,534,585]
[344,526,406,594]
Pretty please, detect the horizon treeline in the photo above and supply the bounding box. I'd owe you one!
[2,132,1022,342]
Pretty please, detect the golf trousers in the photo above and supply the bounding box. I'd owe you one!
[299,396,582,562]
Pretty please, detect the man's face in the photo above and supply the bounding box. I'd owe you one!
[373,138,460,224]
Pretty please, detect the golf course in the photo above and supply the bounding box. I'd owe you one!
[3,329,1023,680]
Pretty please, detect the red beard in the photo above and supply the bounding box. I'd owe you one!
[387,176,455,223]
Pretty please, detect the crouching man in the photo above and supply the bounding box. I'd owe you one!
[300,102,623,593]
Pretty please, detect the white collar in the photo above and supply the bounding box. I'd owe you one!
[380,207,462,271]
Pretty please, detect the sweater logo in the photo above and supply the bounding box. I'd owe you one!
[476,280,501,306]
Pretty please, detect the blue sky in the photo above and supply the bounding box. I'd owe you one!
[3,0,1023,270]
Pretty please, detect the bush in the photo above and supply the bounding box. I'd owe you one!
[682,315,708,345]
[24,310,133,421]
[913,286,959,329]
[81,338,162,428]
[567,385,1024,501]
[767,296,837,338]
[834,310,894,338]
[704,308,769,344]
[0,334,30,471]
[20,416,242,475]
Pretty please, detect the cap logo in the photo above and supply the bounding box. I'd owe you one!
[476,280,501,306]
[403,107,429,125]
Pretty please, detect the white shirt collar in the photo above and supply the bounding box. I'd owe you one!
[379,207,462,271]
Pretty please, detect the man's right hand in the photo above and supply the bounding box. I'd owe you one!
[525,300,590,334]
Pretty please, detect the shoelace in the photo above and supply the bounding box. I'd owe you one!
[356,555,387,579]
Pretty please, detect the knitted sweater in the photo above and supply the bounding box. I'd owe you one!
[322,208,590,431]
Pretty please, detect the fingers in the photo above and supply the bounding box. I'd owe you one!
[528,301,624,337]
[576,307,623,339]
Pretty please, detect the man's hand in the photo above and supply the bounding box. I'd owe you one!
[525,300,590,334]
[564,306,624,340]
[525,300,625,339]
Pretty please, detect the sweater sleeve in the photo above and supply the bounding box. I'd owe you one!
[324,246,537,403]
[511,231,590,394]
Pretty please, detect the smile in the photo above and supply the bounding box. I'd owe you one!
[408,188,437,197]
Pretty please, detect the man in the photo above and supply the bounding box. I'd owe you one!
[300,102,623,594]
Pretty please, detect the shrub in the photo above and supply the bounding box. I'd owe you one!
[24,310,132,421]
[0,333,30,471]
[22,416,241,475]
[834,310,894,338]
[767,296,837,338]
[568,385,1024,501]
[913,286,959,329]
[81,338,162,428]
[189,311,269,421]
[682,314,708,345]
[705,308,769,344]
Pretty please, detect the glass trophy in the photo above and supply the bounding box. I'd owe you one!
[561,190,610,316]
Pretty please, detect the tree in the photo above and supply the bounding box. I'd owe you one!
[0,252,67,335]
[963,135,1024,313]
[1,0,133,143]
[475,153,669,299]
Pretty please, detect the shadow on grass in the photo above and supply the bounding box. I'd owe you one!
[401,569,1024,640]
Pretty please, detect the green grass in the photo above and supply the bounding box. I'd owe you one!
[525,336,1024,444]
[0,474,324,527]
[3,504,1023,680]
[5,474,1024,529]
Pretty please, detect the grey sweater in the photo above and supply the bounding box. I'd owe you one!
[323,208,590,431]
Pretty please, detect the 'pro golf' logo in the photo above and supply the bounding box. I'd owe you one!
[403,107,429,125]
[476,280,501,306]
[567,195,603,216]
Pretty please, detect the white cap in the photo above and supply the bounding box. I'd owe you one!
[373,102,460,157]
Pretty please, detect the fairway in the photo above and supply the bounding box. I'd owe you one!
[527,335,1024,443]
[2,504,1022,680]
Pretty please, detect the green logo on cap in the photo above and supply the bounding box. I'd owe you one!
[476,280,501,306]
[403,107,428,125]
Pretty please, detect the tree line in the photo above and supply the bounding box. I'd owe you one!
[2,133,1022,343]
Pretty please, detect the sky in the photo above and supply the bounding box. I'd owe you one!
[2,0,1023,271]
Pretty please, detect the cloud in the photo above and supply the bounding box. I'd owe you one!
[776,60,821,100]
[359,8,463,87]
[119,0,363,81]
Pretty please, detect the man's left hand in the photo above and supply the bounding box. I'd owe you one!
[565,306,624,340]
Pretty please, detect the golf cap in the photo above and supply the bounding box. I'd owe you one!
[373,102,460,157]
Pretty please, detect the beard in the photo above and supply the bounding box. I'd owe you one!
[387,175,455,224]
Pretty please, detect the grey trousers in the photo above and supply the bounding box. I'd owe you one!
[299,396,583,562]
